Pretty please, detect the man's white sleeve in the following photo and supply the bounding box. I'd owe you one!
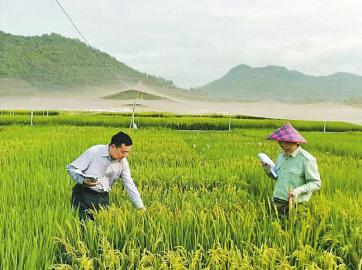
[120,159,144,209]
[66,149,92,185]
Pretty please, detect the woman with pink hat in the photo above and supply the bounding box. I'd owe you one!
[262,123,321,217]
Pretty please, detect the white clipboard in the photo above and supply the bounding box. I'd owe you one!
[258,153,278,178]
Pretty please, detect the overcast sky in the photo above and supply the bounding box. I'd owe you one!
[1,0,362,88]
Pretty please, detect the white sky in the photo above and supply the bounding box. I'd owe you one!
[1,0,362,88]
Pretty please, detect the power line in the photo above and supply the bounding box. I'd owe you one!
[55,0,90,46]
[54,0,147,122]
[54,0,170,95]
[54,0,125,83]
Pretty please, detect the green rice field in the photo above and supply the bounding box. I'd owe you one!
[0,114,361,269]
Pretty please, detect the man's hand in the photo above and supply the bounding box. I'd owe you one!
[137,207,146,213]
[83,178,97,187]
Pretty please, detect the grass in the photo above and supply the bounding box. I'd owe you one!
[0,124,360,269]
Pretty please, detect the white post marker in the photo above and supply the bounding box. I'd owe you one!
[30,111,34,126]
[129,82,141,130]
[323,101,329,133]
[228,113,232,131]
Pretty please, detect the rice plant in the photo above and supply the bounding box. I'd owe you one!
[0,123,360,269]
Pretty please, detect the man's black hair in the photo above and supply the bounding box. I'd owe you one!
[111,131,133,147]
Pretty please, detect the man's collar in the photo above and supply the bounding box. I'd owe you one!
[102,144,110,157]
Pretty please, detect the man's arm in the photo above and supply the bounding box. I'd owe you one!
[66,165,85,184]
[66,149,93,185]
[120,159,145,209]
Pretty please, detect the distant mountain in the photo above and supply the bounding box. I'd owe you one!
[197,64,362,102]
[0,31,176,92]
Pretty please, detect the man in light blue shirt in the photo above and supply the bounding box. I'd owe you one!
[67,131,145,220]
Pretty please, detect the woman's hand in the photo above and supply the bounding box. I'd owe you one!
[261,162,271,172]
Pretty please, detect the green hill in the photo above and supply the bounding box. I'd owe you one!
[0,31,175,91]
[197,64,362,102]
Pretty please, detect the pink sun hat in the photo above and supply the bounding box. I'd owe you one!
[267,123,307,143]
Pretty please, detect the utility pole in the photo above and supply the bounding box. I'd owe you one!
[129,81,142,131]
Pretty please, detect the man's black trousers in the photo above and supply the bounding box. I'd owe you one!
[71,184,109,220]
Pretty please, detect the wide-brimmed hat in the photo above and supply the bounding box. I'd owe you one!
[267,123,307,143]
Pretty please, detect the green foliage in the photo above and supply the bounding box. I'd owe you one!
[0,120,361,269]
[0,112,361,132]
[0,31,175,90]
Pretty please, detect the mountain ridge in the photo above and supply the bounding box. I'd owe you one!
[0,31,178,93]
[197,64,362,102]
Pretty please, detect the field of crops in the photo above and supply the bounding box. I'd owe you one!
[0,117,361,269]
[1,111,362,132]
